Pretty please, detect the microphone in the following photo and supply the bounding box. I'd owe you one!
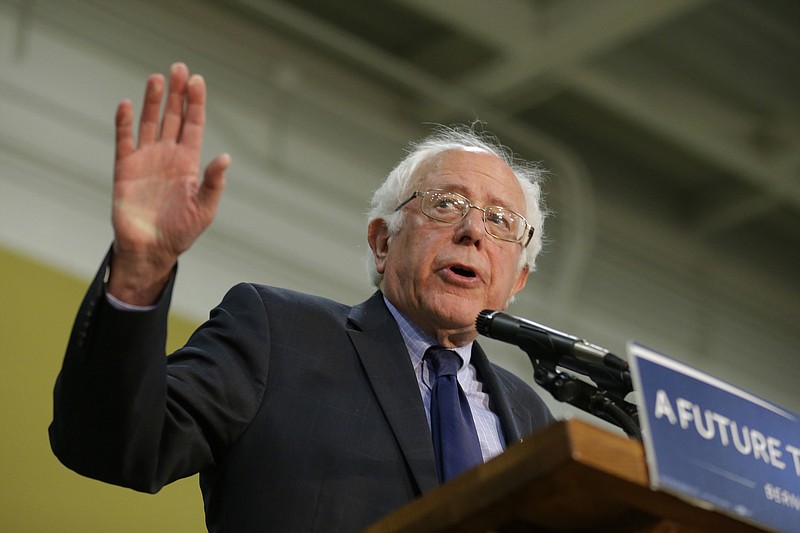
[475,310,631,393]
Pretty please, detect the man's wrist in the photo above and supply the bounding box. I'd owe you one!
[105,290,157,312]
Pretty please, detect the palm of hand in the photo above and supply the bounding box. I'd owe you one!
[113,141,208,259]
[111,64,228,269]
[105,64,228,304]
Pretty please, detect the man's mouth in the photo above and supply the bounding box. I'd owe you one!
[450,265,477,278]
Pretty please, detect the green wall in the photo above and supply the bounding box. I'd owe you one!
[0,246,207,532]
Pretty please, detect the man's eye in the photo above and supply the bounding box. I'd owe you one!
[433,196,461,209]
[487,212,510,228]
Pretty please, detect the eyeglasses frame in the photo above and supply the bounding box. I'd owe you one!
[394,189,535,247]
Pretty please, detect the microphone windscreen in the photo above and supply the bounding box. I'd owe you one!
[475,309,495,335]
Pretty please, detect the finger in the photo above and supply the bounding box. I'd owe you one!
[178,73,207,150]
[197,153,230,214]
[115,99,136,163]
[137,74,165,147]
[160,62,189,142]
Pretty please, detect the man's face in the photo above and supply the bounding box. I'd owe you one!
[370,149,530,344]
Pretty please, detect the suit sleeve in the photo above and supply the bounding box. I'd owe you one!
[49,253,271,493]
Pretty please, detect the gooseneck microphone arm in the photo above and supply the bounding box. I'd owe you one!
[476,310,641,440]
[530,365,642,439]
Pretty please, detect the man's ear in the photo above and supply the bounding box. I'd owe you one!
[514,264,530,294]
[503,264,529,309]
[368,218,390,275]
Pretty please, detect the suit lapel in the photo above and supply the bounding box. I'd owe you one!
[346,292,439,494]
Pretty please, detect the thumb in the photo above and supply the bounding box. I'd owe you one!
[198,153,230,213]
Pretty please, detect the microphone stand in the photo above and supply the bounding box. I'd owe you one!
[531,361,642,440]
[474,309,642,438]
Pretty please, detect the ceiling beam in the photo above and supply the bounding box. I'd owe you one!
[555,65,800,215]
[693,194,779,238]
[398,0,710,98]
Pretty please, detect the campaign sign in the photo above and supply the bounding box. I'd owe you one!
[628,343,800,533]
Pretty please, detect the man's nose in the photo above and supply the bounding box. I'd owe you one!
[454,207,485,244]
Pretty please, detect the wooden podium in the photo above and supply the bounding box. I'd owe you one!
[364,419,768,533]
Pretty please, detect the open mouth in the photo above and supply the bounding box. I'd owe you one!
[450,266,477,278]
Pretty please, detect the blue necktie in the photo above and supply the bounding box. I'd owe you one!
[424,346,483,483]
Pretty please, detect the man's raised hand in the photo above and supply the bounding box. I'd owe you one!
[109,63,229,305]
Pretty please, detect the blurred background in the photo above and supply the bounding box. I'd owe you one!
[1,0,797,531]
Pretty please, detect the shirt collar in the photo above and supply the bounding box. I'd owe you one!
[383,295,473,369]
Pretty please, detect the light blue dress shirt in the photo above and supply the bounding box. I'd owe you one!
[383,297,506,462]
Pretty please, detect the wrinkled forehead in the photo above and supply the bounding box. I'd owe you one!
[411,149,524,206]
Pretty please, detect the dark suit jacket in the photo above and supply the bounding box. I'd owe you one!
[50,256,553,532]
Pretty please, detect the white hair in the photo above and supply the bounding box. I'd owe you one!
[366,124,548,287]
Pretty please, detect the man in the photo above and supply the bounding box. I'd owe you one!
[50,63,553,532]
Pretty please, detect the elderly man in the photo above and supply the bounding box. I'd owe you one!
[50,63,553,532]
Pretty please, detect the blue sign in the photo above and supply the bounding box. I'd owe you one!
[628,343,800,533]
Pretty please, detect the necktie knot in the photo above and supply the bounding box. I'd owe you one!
[424,346,461,378]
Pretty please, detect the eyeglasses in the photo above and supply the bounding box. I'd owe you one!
[394,189,534,246]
